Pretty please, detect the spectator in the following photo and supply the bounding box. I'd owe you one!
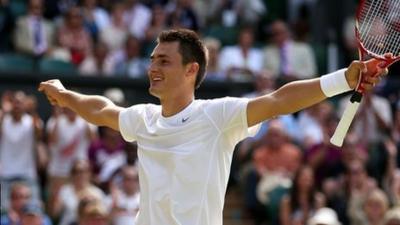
[109,35,148,78]
[145,4,168,43]
[0,91,42,209]
[207,0,238,27]
[298,101,334,149]
[107,166,140,225]
[191,0,220,27]
[24,94,46,164]
[103,88,126,107]
[338,91,392,148]
[242,119,301,223]
[88,126,126,184]
[382,138,400,206]
[340,133,369,167]
[321,136,370,224]
[383,207,400,225]
[347,159,378,225]
[166,0,199,31]
[100,2,129,52]
[243,69,276,98]
[1,90,13,114]
[52,159,105,225]
[79,42,113,76]
[280,165,326,225]
[243,70,302,143]
[57,6,93,65]
[234,0,266,25]
[253,119,302,178]
[203,37,225,80]
[80,0,110,41]
[72,198,110,225]
[123,0,152,40]
[263,20,317,84]
[219,27,263,81]
[20,203,52,225]
[345,188,390,225]
[305,113,343,187]
[308,207,342,225]
[392,100,400,145]
[1,182,32,225]
[46,107,95,214]
[97,141,138,190]
[13,0,55,57]
[342,16,359,65]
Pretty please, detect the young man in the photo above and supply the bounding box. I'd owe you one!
[39,29,387,225]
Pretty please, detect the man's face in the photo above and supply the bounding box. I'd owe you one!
[148,42,191,99]
[21,214,42,225]
[122,169,139,194]
[10,187,31,211]
[29,0,43,17]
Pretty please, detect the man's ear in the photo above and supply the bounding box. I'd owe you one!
[186,62,199,77]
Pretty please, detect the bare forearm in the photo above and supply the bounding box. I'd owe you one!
[248,78,327,126]
[61,90,116,126]
[39,79,122,130]
[271,78,326,115]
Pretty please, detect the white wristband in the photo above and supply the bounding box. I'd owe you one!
[320,69,352,97]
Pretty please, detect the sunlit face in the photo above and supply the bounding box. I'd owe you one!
[364,198,387,222]
[148,42,192,99]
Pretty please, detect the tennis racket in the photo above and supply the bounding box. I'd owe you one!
[330,0,400,147]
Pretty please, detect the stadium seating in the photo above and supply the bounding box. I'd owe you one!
[38,58,77,76]
[204,25,239,46]
[9,0,27,18]
[0,53,34,73]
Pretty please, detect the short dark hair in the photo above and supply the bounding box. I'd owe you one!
[157,29,208,89]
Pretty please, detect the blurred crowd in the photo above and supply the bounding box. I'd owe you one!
[1,0,400,225]
[0,0,368,80]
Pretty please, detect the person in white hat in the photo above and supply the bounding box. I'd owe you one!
[308,207,342,225]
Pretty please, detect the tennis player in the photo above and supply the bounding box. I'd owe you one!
[39,29,387,225]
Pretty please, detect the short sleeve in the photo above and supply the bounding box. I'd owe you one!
[119,104,145,142]
[205,97,260,145]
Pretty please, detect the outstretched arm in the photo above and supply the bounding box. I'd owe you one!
[247,60,386,127]
[38,80,122,131]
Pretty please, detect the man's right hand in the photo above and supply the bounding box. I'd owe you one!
[38,79,68,107]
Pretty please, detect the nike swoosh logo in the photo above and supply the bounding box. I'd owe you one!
[182,117,189,123]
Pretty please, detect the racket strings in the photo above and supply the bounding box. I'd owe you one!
[362,0,399,55]
[358,0,400,57]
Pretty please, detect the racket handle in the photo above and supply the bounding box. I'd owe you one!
[330,92,362,147]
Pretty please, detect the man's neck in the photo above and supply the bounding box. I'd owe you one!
[11,113,22,122]
[160,94,194,117]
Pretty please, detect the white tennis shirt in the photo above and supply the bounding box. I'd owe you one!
[119,97,259,225]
